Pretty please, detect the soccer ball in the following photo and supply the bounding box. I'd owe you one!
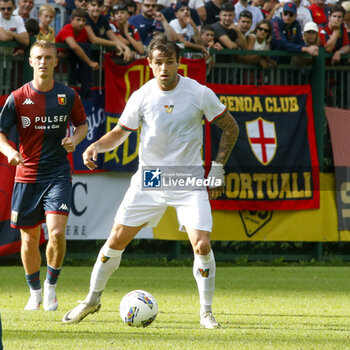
[119,290,158,327]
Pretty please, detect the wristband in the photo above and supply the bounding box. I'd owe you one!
[207,161,225,189]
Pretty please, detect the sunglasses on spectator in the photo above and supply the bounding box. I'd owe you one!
[258,27,270,33]
[283,11,295,17]
[0,7,13,11]
[143,4,157,7]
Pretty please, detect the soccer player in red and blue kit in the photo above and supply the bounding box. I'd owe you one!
[0,40,88,311]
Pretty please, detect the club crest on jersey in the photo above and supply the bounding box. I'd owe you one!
[198,268,209,278]
[57,94,67,105]
[11,210,18,223]
[164,105,174,114]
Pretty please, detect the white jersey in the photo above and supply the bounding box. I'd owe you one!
[118,75,226,167]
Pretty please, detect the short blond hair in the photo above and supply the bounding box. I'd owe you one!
[30,40,57,57]
[39,4,55,16]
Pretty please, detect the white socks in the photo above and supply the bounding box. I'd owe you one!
[193,250,216,314]
[89,242,124,294]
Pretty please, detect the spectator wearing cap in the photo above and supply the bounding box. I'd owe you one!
[109,3,144,56]
[234,0,263,33]
[271,2,319,63]
[319,4,350,65]
[128,0,177,47]
[292,21,321,65]
[162,0,201,28]
[273,0,313,33]
[169,2,206,54]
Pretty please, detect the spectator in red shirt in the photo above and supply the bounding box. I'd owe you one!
[56,8,99,97]
[56,8,99,70]
[319,4,350,64]
[309,0,330,26]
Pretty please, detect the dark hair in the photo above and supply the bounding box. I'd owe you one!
[200,24,214,34]
[220,2,235,13]
[330,4,345,16]
[71,7,88,19]
[88,0,103,6]
[25,18,40,36]
[252,19,272,41]
[0,0,15,7]
[239,9,253,19]
[148,34,180,61]
[125,0,137,10]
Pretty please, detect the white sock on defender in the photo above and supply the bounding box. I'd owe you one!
[193,250,216,314]
[89,242,123,294]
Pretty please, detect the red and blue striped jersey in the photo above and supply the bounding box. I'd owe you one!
[0,82,87,183]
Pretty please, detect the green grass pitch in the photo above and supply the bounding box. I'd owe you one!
[1,266,350,349]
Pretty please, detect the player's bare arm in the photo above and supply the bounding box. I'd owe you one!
[213,111,239,164]
[208,111,239,200]
[61,122,88,152]
[83,125,131,170]
[0,132,24,166]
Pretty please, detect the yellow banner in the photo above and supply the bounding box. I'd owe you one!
[154,173,350,241]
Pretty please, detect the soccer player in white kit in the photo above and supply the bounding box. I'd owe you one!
[62,34,239,329]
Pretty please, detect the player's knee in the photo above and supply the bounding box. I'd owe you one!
[192,239,211,255]
[21,234,38,249]
[48,228,65,244]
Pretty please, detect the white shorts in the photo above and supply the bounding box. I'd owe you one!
[115,187,212,232]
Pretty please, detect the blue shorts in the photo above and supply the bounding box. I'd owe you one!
[10,180,72,229]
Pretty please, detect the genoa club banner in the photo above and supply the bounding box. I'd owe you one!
[207,84,319,210]
[325,107,350,230]
[103,54,206,172]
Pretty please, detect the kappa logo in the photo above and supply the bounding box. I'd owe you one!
[198,268,209,278]
[59,203,69,210]
[164,105,174,114]
[246,117,277,165]
[239,211,273,238]
[22,98,34,105]
[21,116,31,128]
[101,254,110,263]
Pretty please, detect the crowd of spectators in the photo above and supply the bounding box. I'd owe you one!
[0,0,349,89]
